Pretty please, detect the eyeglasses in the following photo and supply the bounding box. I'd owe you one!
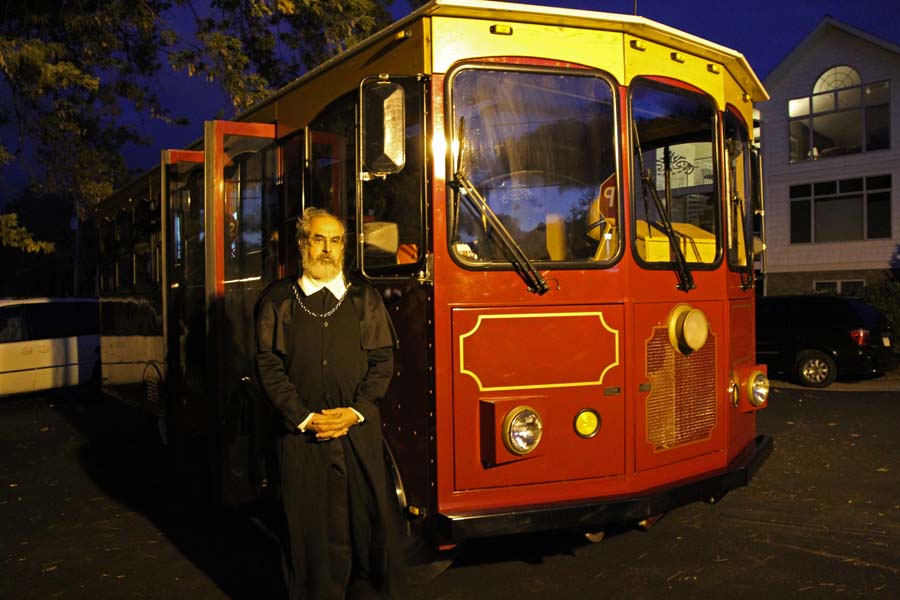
[307,234,344,248]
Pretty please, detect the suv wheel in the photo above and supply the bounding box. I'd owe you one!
[796,350,836,388]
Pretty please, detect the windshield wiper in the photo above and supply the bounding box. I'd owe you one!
[633,123,695,291]
[452,171,550,295]
[450,118,549,295]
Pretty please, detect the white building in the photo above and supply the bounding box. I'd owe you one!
[759,17,900,295]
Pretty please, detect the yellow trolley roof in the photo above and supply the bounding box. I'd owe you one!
[246,0,767,123]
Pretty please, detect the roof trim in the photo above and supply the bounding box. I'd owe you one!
[241,0,767,116]
[765,15,900,87]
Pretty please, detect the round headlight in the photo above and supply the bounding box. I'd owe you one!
[502,406,543,455]
[746,371,769,407]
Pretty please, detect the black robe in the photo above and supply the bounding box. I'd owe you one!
[255,275,398,599]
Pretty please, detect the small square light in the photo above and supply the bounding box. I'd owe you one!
[490,24,513,35]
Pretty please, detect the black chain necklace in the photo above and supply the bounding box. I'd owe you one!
[291,280,349,318]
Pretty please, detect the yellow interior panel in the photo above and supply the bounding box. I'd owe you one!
[635,220,717,264]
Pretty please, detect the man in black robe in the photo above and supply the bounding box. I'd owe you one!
[255,208,399,599]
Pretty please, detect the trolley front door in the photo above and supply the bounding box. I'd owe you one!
[204,120,278,505]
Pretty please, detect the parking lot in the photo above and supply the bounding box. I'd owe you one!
[1,374,898,599]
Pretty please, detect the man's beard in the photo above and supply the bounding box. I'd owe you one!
[303,247,343,281]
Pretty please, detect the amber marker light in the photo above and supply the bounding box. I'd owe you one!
[502,406,543,455]
[728,373,740,408]
[574,409,601,438]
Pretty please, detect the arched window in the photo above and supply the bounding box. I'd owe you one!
[788,65,890,161]
[813,65,861,93]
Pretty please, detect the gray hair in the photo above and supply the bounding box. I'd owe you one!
[296,207,346,246]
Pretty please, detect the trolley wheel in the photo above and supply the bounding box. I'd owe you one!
[796,350,836,388]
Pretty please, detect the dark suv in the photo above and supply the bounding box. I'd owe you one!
[756,295,898,388]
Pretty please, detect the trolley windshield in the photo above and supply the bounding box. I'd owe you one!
[449,67,618,267]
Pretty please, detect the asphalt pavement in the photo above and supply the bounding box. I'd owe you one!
[1,376,898,599]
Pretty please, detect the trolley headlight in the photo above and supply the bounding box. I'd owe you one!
[502,406,543,455]
[667,304,709,354]
[746,371,769,407]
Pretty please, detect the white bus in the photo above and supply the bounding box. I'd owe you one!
[0,298,100,396]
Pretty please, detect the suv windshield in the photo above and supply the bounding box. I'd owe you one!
[450,67,618,265]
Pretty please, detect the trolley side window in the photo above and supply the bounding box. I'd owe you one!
[449,67,619,266]
[308,93,357,269]
[223,144,279,283]
[360,77,426,275]
[631,78,719,266]
[115,207,134,291]
[724,110,753,270]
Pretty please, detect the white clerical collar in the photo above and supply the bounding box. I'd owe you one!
[299,272,347,300]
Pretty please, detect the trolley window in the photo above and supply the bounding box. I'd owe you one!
[724,110,754,273]
[631,78,719,271]
[449,67,618,266]
[360,77,426,275]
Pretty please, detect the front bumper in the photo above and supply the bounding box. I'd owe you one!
[435,434,773,542]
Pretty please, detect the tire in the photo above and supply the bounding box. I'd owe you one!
[796,350,837,388]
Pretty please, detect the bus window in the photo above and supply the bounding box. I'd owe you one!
[182,169,205,288]
[309,93,357,268]
[361,78,425,274]
[281,132,305,276]
[134,195,156,292]
[0,306,26,343]
[223,144,279,282]
[631,78,719,266]
[309,96,355,208]
[115,208,134,291]
[449,67,618,265]
[724,110,752,271]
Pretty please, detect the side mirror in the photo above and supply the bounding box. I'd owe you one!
[362,82,405,176]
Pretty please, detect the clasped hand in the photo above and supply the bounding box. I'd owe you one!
[306,407,360,440]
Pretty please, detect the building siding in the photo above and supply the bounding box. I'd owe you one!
[759,23,900,293]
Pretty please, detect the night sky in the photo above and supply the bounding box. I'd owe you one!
[120,0,900,174]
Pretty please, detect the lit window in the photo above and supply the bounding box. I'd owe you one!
[787,66,890,162]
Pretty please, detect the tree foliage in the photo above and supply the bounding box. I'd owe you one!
[169,0,398,111]
[0,212,54,253]
[1,0,181,217]
[1,0,413,221]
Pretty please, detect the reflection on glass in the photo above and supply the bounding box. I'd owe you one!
[450,68,617,263]
[631,78,718,264]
